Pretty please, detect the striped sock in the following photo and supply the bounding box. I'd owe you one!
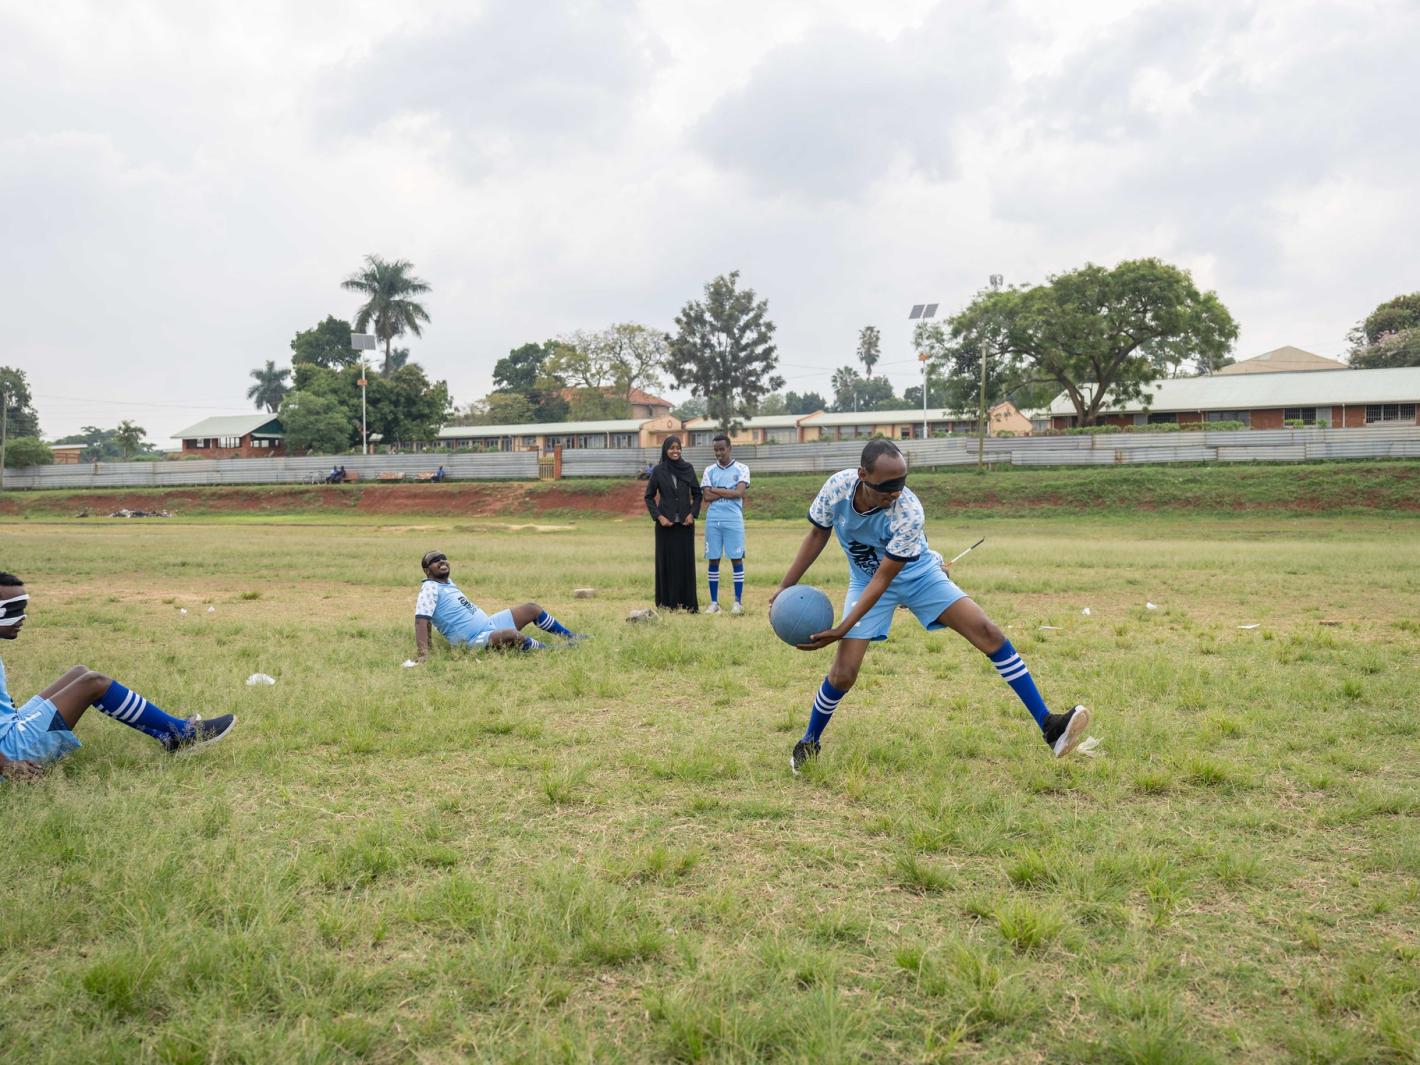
[707,561,720,604]
[731,559,744,604]
[534,611,572,637]
[803,676,847,743]
[521,635,548,651]
[988,639,1050,729]
[93,681,192,742]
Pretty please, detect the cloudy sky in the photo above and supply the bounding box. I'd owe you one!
[5,0,1418,442]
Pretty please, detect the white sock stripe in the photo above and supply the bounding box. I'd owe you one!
[131,697,149,722]
[812,700,838,715]
[107,691,135,719]
[999,664,1030,682]
[992,653,1022,671]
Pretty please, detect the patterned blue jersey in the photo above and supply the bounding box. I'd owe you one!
[0,657,15,746]
[701,460,750,523]
[415,579,491,645]
[808,469,932,581]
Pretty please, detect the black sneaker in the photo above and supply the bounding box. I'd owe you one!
[1041,706,1090,759]
[162,714,236,754]
[791,739,820,775]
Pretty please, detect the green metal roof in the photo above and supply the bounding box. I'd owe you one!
[171,414,284,439]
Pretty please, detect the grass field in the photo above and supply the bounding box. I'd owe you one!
[2,513,1418,1063]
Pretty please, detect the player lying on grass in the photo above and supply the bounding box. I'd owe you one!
[414,550,588,661]
[0,572,236,781]
[770,441,1089,774]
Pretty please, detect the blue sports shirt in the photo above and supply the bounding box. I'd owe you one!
[808,468,933,582]
[701,460,751,523]
[415,579,491,646]
[0,657,15,746]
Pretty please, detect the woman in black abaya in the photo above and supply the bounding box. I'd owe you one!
[644,436,702,611]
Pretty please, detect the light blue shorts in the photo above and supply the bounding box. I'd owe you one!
[843,563,968,642]
[468,608,518,648]
[0,696,82,767]
[704,522,746,560]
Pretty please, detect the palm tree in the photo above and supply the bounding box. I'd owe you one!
[247,361,291,413]
[380,346,411,377]
[342,255,431,367]
[857,325,881,378]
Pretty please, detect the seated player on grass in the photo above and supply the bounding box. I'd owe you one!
[0,572,236,781]
[413,550,587,661]
[770,441,1089,774]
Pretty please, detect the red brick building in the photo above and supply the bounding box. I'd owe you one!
[172,415,287,458]
[1048,366,1420,431]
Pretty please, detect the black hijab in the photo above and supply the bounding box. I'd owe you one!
[658,436,695,482]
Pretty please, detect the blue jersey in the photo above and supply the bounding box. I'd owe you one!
[701,460,750,523]
[808,469,933,582]
[0,657,15,746]
[415,579,491,645]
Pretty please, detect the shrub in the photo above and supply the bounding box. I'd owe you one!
[3,437,53,468]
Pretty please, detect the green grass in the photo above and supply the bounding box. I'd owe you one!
[1,515,1418,1062]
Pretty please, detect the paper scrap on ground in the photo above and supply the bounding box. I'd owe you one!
[1077,736,1102,757]
[1039,625,1062,630]
[245,673,276,686]
[1238,623,1261,630]
[1146,602,1158,610]
[401,659,419,668]
[207,606,216,613]
[1080,607,1092,616]
[179,608,188,615]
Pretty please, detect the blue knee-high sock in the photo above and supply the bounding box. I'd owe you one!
[731,559,744,604]
[534,610,572,638]
[94,681,192,742]
[803,677,846,743]
[707,560,720,604]
[988,640,1050,729]
[521,635,548,651]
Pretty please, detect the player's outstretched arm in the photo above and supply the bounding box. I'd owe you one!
[771,525,833,607]
[414,617,433,662]
[799,557,905,650]
[0,752,44,780]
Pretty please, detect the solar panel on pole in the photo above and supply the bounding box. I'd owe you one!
[909,304,925,319]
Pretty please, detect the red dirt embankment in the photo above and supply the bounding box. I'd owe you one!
[0,482,652,518]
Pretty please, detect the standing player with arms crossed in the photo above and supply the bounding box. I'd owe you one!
[770,440,1090,774]
[700,433,751,614]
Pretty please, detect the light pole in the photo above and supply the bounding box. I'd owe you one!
[908,302,938,439]
[977,275,1004,471]
[351,333,377,456]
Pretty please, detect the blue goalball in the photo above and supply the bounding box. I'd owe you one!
[770,585,836,647]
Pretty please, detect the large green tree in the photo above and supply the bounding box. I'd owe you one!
[289,363,451,449]
[0,367,42,439]
[113,420,147,460]
[552,324,667,401]
[247,360,291,412]
[53,425,159,462]
[783,390,827,415]
[665,271,783,432]
[491,341,570,422]
[342,256,431,368]
[945,259,1237,425]
[914,299,1057,415]
[291,316,359,369]
[1348,292,1420,368]
[830,367,898,413]
[279,391,354,455]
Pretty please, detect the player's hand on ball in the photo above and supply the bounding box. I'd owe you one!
[798,625,846,651]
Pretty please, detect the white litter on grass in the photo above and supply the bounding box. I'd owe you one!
[401,659,419,668]
[1238,623,1261,630]
[1039,625,1062,630]
[1146,602,1158,610]
[245,673,276,686]
[179,608,188,615]
[207,606,216,614]
[1077,736,1102,757]
[1080,607,1092,616]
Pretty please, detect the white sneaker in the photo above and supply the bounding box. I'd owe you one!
[730,602,743,614]
[703,603,721,614]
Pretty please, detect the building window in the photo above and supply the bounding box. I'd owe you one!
[1283,407,1317,425]
[691,430,717,446]
[1205,410,1252,426]
[765,428,794,443]
[217,436,241,448]
[1365,404,1416,424]
[520,436,538,449]
[1145,412,1178,425]
[610,433,635,448]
